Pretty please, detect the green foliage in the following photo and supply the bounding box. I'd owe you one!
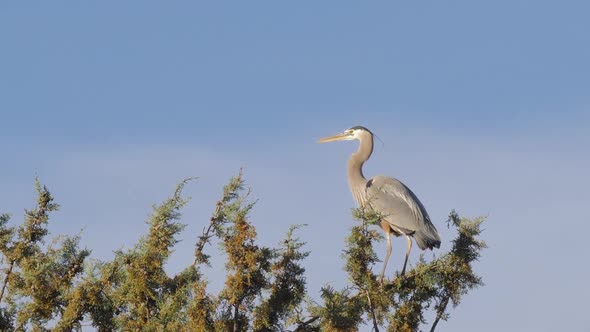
[0,179,90,331]
[108,178,195,331]
[305,208,487,331]
[253,225,309,331]
[191,172,310,332]
[0,174,486,331]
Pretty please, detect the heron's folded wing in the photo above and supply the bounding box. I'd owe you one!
[365,175,431,233]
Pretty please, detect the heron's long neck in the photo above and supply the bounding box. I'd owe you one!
[348,135,373,206]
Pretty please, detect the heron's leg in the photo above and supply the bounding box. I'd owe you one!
[380,232,392,283]
[401,235,412,276]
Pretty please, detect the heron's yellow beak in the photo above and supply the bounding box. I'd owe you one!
[318,132,350,143]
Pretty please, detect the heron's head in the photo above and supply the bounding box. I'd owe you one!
[318,126,373,143]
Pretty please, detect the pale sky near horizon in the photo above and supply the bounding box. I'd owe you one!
[1,2,589,331]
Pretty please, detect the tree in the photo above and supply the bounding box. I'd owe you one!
[0,172,485,331]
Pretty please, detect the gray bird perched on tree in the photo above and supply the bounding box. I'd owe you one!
[319,126,441,281]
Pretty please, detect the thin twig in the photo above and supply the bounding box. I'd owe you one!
[0,260,14,304]
[193,201,222,266]
[233,302,240,332]
[13,321,24,332]
[430,296,450,332]
[364,289,380,332]
[293,316,320,331]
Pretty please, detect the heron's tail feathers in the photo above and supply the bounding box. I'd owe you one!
[414,226,441,250]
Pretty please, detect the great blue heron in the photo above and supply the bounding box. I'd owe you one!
[319,126,441,280]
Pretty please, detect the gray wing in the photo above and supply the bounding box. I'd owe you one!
[366,175,441,250]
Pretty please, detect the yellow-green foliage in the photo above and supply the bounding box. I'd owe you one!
[0,180,90,331]
[0,174,485,331]
[307,208,486,331]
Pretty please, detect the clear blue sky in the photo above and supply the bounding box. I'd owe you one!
[1,2,589,331]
